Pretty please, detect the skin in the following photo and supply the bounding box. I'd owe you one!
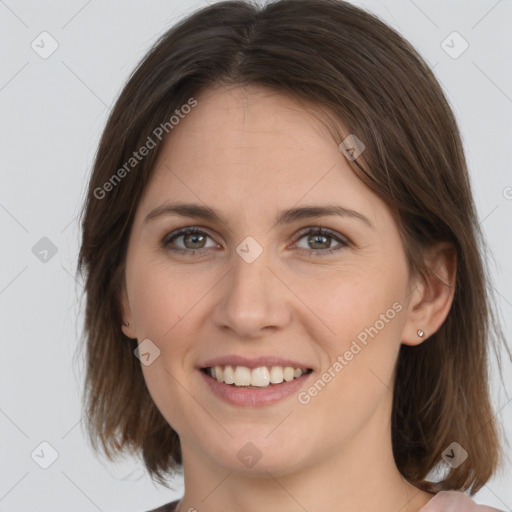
[120,84,456,512]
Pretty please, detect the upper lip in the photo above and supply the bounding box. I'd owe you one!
[200,355,313,370]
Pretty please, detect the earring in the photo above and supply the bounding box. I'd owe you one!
[122,320,130,327]
[417,329,425,338]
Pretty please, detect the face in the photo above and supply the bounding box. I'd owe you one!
[120,84,420,476]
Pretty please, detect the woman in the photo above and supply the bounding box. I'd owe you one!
[77,1,510,511]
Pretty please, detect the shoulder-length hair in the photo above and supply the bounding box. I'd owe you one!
[77,0,508,493]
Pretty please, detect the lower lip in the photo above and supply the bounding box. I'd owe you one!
[200,370,313,407]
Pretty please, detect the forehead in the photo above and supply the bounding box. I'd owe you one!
[171,84,341,156]
[136,84,382,228]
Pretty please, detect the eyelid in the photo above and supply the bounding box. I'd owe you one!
[292,226,350,244]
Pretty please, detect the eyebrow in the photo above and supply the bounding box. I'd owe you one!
[143,202,374,229]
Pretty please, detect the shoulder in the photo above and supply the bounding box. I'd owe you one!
[144,499,181,512]
[419,490,505,512]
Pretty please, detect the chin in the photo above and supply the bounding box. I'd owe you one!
[201,434,309,476]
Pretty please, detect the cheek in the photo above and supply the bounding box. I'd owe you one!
[129,258,207,392]
[302,284,403,433]
[299,268,405,407]
[132,265,195,429]
[129,255,191,339]
[297,266,404,346]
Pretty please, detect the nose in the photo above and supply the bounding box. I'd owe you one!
[211,247,292,339]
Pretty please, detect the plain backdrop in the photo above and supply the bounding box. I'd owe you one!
[1,0,511,511]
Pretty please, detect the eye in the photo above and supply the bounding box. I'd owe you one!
[161,226,350,257]
[292,227,349,257]
[161,228,219,255]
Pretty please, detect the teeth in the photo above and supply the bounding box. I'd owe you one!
[251,367,270,387]
[223,365,235,384]
[283,367,295,381]
[234,366,251,386]
[269,366,283,384]
[208,365,308,387]
[214,366,224,382]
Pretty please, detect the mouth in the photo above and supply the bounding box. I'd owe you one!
[201,365,314,389]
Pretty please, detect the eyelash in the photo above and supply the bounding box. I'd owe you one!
[161,226,350,258]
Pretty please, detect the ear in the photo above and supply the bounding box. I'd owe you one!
[401,241,457,346]
[119,275,137,339]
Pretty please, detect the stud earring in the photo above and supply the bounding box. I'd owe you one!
[122,320,130,327]
[417,329,425,338]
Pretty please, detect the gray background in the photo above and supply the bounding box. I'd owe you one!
[1,0,511,510]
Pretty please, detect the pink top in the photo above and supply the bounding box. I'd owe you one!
[148,491,506,511]
[419,491,505,512]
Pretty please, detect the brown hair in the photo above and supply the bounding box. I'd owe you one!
[76,0,509,493]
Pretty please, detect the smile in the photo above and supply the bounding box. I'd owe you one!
[200,365,314,407]
[202,365,313,388]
